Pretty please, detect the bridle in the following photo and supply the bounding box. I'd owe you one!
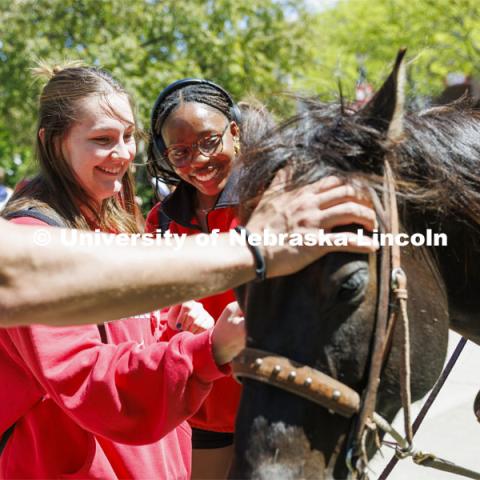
[233,161,479,479]
[233,160,407,475]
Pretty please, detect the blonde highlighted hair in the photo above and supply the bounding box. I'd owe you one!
[31,59,86,81]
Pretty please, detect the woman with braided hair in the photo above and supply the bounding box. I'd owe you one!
[146,79,248,479]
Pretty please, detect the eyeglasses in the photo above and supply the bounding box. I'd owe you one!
[164,123,230,168]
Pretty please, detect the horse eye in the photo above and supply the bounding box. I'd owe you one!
[337,269,368,301]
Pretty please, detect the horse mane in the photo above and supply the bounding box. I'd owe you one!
[238,96,480,232]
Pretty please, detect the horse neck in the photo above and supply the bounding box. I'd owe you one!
[395,110,480,340]
[408,209,480,341]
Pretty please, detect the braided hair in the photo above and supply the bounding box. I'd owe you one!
[148,83,235,186]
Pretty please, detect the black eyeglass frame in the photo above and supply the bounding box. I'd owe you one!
[163,122,230,168]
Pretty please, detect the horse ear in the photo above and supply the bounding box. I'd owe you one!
[358,48,407,141]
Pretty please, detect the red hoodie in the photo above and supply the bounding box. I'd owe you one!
[0,216,229,479]
[145,175,242,434]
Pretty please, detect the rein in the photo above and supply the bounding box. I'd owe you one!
[232,162,478,479]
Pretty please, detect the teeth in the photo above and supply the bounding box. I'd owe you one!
[98,166,121,174]
[193,168,218,182]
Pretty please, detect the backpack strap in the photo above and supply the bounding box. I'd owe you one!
[3,208,65,227]
[157,206,171,236]
[97,324,108,344]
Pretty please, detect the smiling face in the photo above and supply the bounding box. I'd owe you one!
[60,93,136,204]
[161,102,238,207]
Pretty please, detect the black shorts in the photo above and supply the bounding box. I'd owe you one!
[191,427,234,449]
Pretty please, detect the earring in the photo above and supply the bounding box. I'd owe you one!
[233,137,240,155]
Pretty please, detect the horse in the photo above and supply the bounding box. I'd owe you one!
[230,50,480,479]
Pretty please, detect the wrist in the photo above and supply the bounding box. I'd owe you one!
[211,329,229,366]
[234,226,267,282]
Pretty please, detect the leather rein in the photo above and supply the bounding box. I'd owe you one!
[232,161,479,479]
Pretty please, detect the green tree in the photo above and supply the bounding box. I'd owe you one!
[297,0,480,102]
[0,0,313,206]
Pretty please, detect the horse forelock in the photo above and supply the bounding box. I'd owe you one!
[239,96,480,229]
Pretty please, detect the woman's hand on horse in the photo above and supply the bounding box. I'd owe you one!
[167,301,215,334]
[246,171,378,278]
[211,301,246,365]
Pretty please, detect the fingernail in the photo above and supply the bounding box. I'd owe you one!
[176,323,182,330]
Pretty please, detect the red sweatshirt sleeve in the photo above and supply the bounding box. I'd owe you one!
[7,324,229,445]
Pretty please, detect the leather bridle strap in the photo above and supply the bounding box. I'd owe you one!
[385,160,413,446]
[350,160,403,457]
[233,347,360,417]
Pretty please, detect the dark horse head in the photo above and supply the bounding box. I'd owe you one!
[231,50,480,479]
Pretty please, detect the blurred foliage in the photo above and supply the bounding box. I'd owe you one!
[0,0,312,210]
[297,0,480,103]
[1,0,479,211]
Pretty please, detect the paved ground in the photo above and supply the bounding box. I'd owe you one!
[369,331,480,479]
